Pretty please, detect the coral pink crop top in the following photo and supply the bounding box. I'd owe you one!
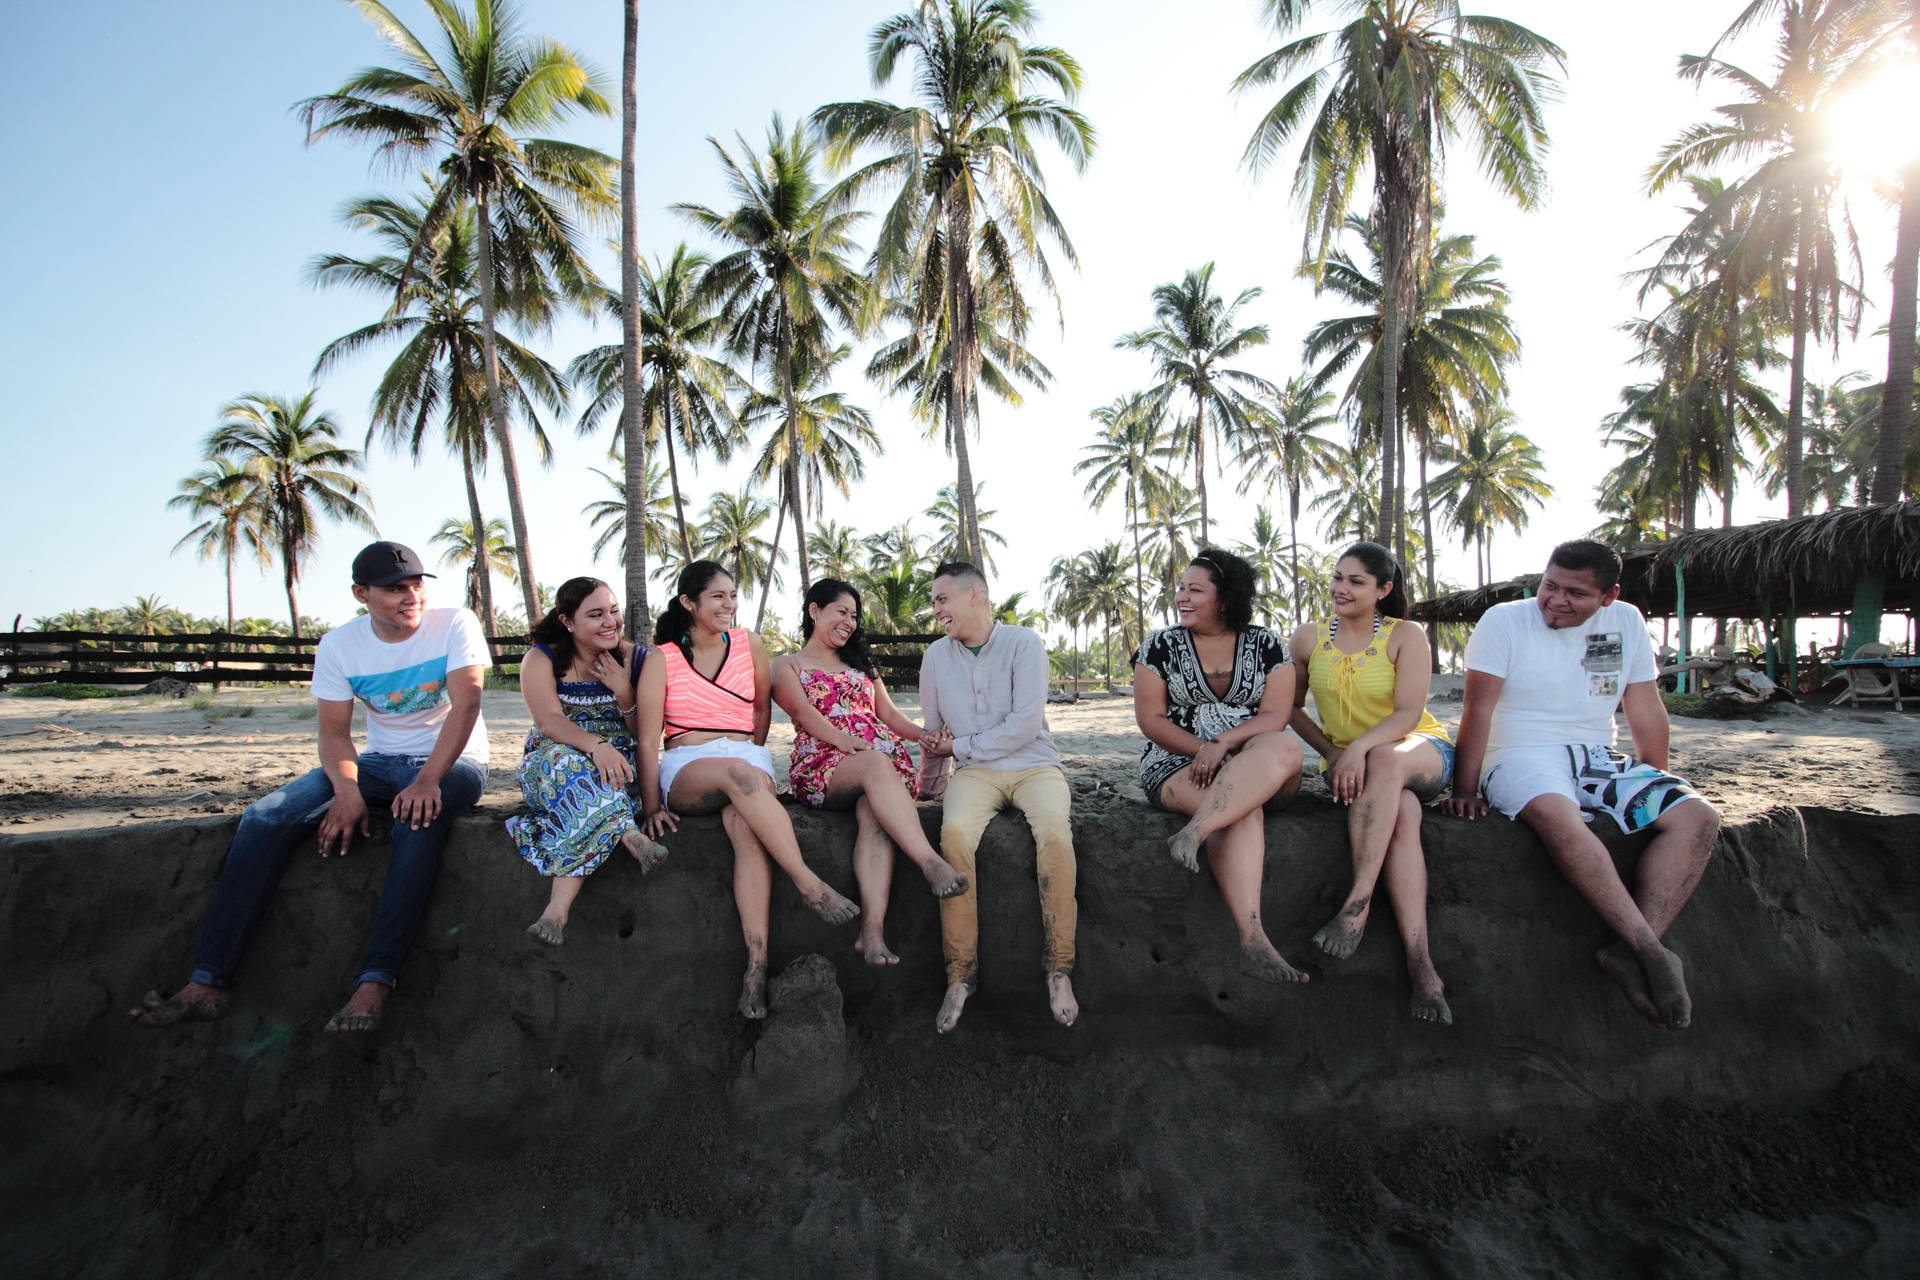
[658,629,756,740]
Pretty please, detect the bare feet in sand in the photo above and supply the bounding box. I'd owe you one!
[129,982,229,1027]
[801,881,861,925]
[1312,896,1371,959]
[1410,977,1452,1026]
[1239,936,1310,984]
[324,981,388,1033]
[1597,939,1691,1030]
[1167,824,1203,873]
[622,828,669,875]
[526,915,566,946]
[855,931,900,966]
[935,981,971,1034]
[915,854,968,898]
[738,960,769,1020]
[1047,971,1079,1027]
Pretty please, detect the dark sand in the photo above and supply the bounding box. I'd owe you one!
[3,787,1919,1276]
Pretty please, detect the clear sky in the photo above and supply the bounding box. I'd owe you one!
[0,0,1901,634]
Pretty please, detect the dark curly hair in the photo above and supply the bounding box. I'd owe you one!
[1337,542,1409,619]
[528,576,613,676]
[799,578,876,677]
[653,559,733,645]
[1188,547,1258,632]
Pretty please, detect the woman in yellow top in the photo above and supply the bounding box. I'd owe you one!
[1288,542,1451,1025]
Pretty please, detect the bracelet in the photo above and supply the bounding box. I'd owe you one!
[617,702,635,715]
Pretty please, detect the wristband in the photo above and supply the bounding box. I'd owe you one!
[617,703,635,716]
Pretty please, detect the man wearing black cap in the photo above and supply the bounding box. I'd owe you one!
[132,541,490,1033]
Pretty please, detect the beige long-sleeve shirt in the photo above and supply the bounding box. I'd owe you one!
[918,622,1062,773]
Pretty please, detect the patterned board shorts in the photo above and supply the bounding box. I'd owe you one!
[1484,744,1701,834]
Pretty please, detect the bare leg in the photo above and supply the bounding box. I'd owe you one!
[324,980,388,1033]
[1378,791,1449,1025]
[1593,797,1720,1028]
[1166,732,1303,872]
[1205,810,1308,984]
[849,796,899,966]
[527,875,586,946]
[130,982,229,1026]
[1520,794,1700,1030]
[1315,738,1445,959]
[621,826,668,875]
[722,804,771,1020]
[825,752,966,897]
[672,758,857,925]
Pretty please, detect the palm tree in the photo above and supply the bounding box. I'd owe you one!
[678,116,865,593]
[1310,443,1382,547]
[1044,553,1091,695]
[206,392,375,638]
[1116,264,1275,544]
[1235,1,1563,539]
[1132,475,1205,624]
[169,457,273,635]
[121,595,175,638]
[581,456,674,566]
[620,0,648,636]
[1234,376,1340,627]
[1420,410,1550,586]
[310,190,566,636]
[1647,0,1879,517]
[299,0,617,621]
[569,246,747,562]
[1237,505,1296,628]
[857,523,935,634]
[1077,391,1168,652]
[696,487,782,608]
[813,0,1095,567]
[430,516,517,614]
[924,482,1006,571]
[809,520,867,582]
[1072,542,1132,686]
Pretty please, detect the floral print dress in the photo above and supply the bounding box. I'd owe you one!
[506,643,644,877]
[787,667,918,808]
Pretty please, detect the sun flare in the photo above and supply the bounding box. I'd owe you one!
[1822,58,1920,180]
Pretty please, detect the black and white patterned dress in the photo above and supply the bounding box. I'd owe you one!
[1136,625,1289,806]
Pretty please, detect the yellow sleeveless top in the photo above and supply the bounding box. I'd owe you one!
[1306,616,1448,752]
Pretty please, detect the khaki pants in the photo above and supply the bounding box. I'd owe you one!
[938,765,1077,986]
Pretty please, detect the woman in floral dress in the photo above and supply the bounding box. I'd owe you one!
[771,578,969,965]
[508,577,665,945]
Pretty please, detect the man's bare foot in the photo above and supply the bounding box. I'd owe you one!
[1239,936,1310,984]
[1410,978,1452,1026]
[1167,824,1203,873]
[1047,971,1078,1027]
[129,982,229,1027]
[621,827,669,875]
[1312,895,1371,959]
[1637,942,1691,1030]
[801,881,860,925]
[1595,940,1661,1024]
[738,960,768,1020]
[935,981,971,1034]
[855,933,900,966]
[324,981,388,1033]
[526,915,565,946]
[916,854,968,899]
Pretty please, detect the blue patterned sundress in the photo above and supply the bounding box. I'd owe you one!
[506,642,646,877]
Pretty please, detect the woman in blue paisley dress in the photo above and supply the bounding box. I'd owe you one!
[508,577,666,945]
[1134,548,1309,984]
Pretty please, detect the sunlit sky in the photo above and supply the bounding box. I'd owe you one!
[0,0,1904,634]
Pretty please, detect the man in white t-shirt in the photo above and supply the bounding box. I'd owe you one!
[1447,540,1720,1031]
[132,541,489,1034]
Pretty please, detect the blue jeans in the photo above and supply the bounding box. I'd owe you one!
[190,753,487,990]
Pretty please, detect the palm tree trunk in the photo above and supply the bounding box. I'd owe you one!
[756,482,787,633]
[223,541,236,637]
[1193,397,1210,546]
[1785,215,1813,518]
[1419,444,1438,667]
[1875,162,1919,506]
[663,423,694,561]
[776,299,811,592]
[943,192,985,568]
[1288,490,1302,628]
[473,189,542,623]
[1722,284,1740,527]
[1129,470,1146,653]
[460,441,497,636]
[1394,408,1409,566]
[620,0,650,638]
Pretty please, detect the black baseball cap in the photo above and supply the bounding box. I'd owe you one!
[352,541,436,588]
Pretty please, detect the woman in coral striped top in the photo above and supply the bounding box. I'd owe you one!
[635,560,859,1019]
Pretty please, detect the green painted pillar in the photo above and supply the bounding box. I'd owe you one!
[1844,572,1886,656]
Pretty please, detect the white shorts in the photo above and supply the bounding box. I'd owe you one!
[1483,744,1702,834]
[660,738,776,804]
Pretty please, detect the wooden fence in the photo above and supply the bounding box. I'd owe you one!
[0,629,943,689]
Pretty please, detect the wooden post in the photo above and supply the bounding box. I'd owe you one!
[1762,602,1776,682]
[1675,561,1691,695]
[1844,572,1886,657]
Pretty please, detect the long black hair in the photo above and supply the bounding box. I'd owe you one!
[800,578,876,677]
[653,560,733,646]
[529,576,611,676]
[1188,547,1258,632]
[1338,542,1408,619]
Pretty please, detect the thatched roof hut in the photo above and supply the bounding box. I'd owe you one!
[1410,501,1920,624]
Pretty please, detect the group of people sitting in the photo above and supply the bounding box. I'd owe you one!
[132,534,1720,1038]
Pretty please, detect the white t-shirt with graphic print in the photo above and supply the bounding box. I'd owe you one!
[1464,597,1659,768]
[309,608,491,764]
